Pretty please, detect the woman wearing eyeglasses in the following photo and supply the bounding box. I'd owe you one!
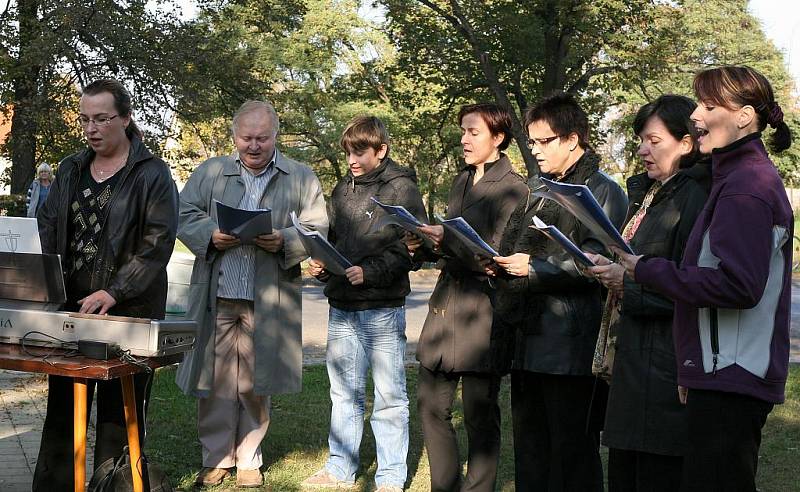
[32,79,178,491]
[488,93,627,491]
[614,66,793,492]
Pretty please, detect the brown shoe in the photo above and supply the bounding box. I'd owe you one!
[301,468,356,489]
[195,467,231,487]
[236,468,264,488]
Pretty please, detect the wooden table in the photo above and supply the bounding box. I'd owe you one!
[0,343,182,492]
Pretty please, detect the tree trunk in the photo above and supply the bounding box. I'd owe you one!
[8,0,42,195]
[416,0,538,177]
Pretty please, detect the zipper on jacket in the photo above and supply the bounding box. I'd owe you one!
[710,307,719,375]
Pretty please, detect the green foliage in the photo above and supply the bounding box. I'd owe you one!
[0,0,198,190]
[0,194,28,217]
[3,0,799,204]
[603,0,800,180]
[165,0,403,192]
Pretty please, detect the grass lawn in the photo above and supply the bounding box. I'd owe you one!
[145,364,800,491]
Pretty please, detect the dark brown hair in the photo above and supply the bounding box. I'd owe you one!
[81,79,142,139]
[524,92,590,150]
[633,94,701,169]
[457,103,513,151]
[340,116,390,156]
[693,66,791,152]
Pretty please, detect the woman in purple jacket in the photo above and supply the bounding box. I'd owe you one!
[615,66,793,492]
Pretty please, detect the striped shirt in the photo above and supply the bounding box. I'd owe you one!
[217,155,276,300]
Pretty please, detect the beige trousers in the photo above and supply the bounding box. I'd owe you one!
[198,298,271,470]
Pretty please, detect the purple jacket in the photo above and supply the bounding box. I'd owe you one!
[635,134,792,403]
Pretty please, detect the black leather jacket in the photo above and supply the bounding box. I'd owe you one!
[38,137,178,319]
[494,151,629,375]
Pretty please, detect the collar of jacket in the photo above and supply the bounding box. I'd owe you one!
[626,157,712,210]
[223,149,287,176]
[68,136,153,172]
[458,153,514,182]
[711,132,768,179]
[345,157,416,187]
[536,149,600,185]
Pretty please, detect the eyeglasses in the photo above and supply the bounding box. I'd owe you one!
[526,135,562,149]
[77,114,119,128]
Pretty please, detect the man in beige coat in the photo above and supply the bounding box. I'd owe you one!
[176,100,328,488]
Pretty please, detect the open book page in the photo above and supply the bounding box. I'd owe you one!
[534,178,633,254]
[435,214,499,258]
[369,197,433,248]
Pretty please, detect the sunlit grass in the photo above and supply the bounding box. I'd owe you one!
[145,364,799,491]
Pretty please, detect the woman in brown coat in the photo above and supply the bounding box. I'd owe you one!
[409,102,528,491]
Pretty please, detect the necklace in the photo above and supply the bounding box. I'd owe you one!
[91,155,127,183]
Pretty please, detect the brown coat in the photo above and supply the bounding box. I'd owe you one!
[416,155,528,373]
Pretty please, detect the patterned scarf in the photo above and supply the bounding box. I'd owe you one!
[593,180,662,379]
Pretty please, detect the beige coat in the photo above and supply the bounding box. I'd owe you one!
[175,150,327,396]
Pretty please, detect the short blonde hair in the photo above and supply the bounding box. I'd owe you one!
[37,163,52,174]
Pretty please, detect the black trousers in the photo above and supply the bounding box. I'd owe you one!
[511,370,603,492]
[417,365,501,492]
[608,448,682,492]
[32,372,152,491]
[680,389,773,492]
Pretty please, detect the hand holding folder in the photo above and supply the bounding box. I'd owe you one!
[290,211,352,275]
[530,215,595,267]
[435,214,498,258]
[214,200,273,245]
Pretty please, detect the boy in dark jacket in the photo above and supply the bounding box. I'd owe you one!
[302,116,427,491]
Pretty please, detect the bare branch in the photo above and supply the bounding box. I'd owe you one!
[567,65,623,94]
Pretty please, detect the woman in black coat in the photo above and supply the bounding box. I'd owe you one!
[587,95,709,492]
[490,93,628,492]
[409,102,528,492]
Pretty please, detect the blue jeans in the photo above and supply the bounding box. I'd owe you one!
[325,306,409,487]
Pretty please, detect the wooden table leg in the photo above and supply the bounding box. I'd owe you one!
[121,375,144,492]
[73,378,88,492]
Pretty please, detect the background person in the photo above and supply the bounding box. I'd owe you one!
[409,102,528,492]
[176,100,328,488]
[614,65,793,492]
[586,94,709,492]
[302,116,427,492]
[33,78,178,491]
[26,162,53,217]
[488,92,627,492]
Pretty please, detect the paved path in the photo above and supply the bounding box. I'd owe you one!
[1,274,797,490]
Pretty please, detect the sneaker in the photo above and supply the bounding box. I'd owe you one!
[375,485,404,492]
[301,468,356,489]
[194,467,231,487]
[236,467,264,488]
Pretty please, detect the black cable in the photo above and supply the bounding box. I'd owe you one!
[119,350,153,374]
[21,331,92,371]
